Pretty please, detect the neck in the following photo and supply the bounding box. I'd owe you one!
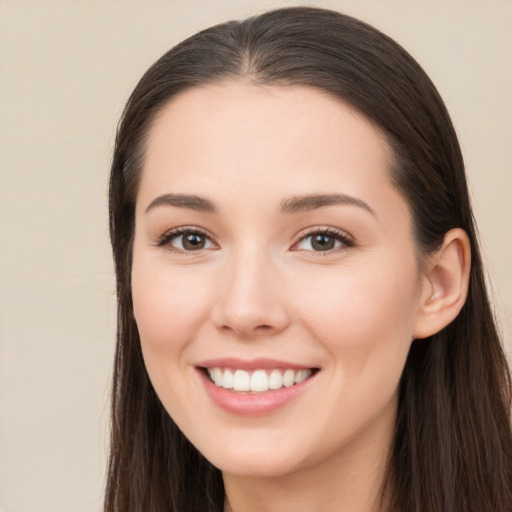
[223,414,395,512]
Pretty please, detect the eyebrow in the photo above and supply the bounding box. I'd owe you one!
[145,193,218,214]
[280,193,375,216]
[144,192,375,217]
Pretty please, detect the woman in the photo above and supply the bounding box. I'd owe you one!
[105,7,512,512]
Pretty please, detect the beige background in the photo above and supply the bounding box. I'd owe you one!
[0,1,510,511]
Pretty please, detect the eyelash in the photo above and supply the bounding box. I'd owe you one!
[292,227,355,255]
[156,226,355,254]
[156,227,216,254]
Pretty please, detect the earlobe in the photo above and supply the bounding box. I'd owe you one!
[413,228,471,339]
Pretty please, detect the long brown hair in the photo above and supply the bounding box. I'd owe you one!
[106,7,512,511]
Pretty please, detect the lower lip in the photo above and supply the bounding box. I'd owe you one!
[197,369,317,416]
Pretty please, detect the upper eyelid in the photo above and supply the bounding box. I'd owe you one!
[161,225,212,237]
[294,226,353,242]
[156,226,216,247]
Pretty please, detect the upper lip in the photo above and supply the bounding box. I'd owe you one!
[197,357,316,371]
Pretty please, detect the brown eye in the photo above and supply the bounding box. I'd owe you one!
[164,230,215,251]
[311,234,336,251]
[294,229,353,253]
[181,233,206,250]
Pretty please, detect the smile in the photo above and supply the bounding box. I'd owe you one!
[207,367,313,393]
[197,359,319,415]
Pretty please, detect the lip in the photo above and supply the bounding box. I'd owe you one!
[198,357,313,371]
[195,358,318,416]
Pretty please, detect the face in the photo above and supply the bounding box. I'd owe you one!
[131,82,427,479]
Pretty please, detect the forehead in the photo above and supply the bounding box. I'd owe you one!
[138,81,403,220]
[146,81,392,166]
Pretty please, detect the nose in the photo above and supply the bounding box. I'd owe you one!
[211,248,290,339]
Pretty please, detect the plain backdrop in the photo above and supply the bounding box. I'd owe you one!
[0,1,510,511]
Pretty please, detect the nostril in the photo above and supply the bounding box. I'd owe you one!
[252,324,275,336]
[220,323,273,335]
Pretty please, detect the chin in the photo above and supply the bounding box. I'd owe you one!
[213,456,302,479]
[197,436,308,478]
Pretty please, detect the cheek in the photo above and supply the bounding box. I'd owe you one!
[131,257,213,355]
[292,259,420,375]
[130,258,214,421]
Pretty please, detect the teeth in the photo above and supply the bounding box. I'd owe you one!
[268,369,283,390]
[250,370,268,392]
[233,369,250,391]
[283,369,295,387]
[222,369,234,389]
[294,370,310,384]
[207,367,313,392]
[212,368,223,387]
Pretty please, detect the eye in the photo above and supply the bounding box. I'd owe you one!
[293,229,353,252]
[157,228,216,252]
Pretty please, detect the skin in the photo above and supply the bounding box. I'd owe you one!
[131,82,468,511]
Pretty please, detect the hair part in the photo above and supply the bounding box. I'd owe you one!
[106,7,512,511]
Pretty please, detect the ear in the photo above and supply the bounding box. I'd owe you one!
[413,228,471,339]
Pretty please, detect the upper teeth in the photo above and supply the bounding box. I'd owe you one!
[207,368,312,392]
